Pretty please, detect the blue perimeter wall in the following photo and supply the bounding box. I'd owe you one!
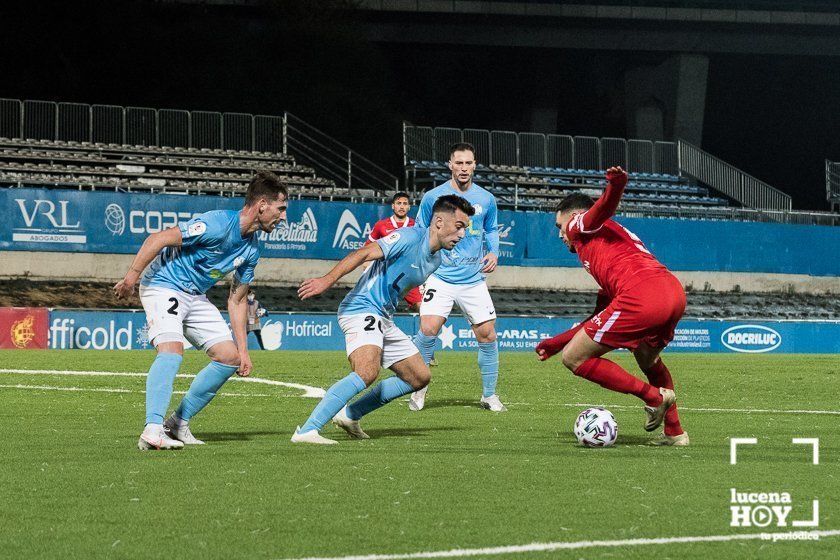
[4,188,840,275]
[47,310,840,354]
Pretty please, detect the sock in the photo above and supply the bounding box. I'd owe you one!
[254,331,264,350]
[175,361,239,421]
[300,372,367,433]
[643,359,683,436]
[574,358,661,406]
[145,353,183,425]
[346,376,414,420]
[413,331,437,365]
[477,341,499,398]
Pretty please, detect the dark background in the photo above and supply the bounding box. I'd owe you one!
[1,0,837,209]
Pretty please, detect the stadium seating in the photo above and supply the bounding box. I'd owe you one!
[409,159,728,211]
[0,136,340,198]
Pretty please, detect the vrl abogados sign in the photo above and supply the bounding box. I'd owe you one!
[14,197,87,244]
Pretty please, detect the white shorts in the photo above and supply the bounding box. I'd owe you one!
[419,276,497,325]
[338,314,419,369]
[139,285,233,351]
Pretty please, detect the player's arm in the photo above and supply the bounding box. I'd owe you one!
[535,290,612,361]
[580,166,628,232]
[228,277,253,376]
[298,242,385,300]
[482,197,500,273]
[414,193,433,228]
[113,227,183,299]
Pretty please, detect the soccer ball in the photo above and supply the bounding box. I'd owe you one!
[574,407,618,447]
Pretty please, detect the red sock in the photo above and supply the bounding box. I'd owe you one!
[642,359,683,436]
[575,358,661,406]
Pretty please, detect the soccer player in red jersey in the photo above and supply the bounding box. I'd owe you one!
[536,166,688,446]
[366,192,423,311]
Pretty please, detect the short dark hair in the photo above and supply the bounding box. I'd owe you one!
[555,193,594,214]
[449,142,476,160]
[245,170,288,205]
[391,191,410,204]
[432,194,475,217]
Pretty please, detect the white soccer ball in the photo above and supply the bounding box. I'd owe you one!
[573,407,618,447]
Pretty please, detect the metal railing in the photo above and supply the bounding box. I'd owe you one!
[826,159,840,212]
[678,140,792,211]
[0,98,399,196]
[403,122,678,174]
[283,113,398,194]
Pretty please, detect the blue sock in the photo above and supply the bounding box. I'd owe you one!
[175,361,239,421]
[300,372,367,433]
[346,376,414,420]
[413,331,437,365]
[478,341,499,398]
[145,353,183,425]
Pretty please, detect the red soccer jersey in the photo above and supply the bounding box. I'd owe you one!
[366,215,415,244]
[566,213,670,298]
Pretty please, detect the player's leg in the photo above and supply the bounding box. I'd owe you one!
[411,277,455,410]
[561,329,674,432]
[293,314,383,444]
[458,281,504,411]
[253,329,265,350]
[164,297,239,444]
[137,286,188,450]
[165,340,240,445]
[634,343,688,445]
[339,323,428,436]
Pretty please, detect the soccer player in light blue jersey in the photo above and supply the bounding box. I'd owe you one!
[291,195,475,445]
[409,142,506,412]
[113,171,288,450]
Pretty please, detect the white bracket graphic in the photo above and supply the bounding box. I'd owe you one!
[730,437,758,465]
[792,438,820,465]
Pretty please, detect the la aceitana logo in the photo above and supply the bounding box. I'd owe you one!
[729,438,820,536]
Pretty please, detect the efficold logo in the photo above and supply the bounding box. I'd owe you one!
[332,210,372,250]
[721,325,782,353]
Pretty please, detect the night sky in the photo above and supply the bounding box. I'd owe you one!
[1,1,838,210]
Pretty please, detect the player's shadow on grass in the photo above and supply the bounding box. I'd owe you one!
[354,426,465,439]
[417,398,487,411]
[198,431,283,442]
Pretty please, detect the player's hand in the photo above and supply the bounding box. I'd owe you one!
[113,278,136,299]
[237,352,253,377]
[481,252,498,273]
[605,166,628,189]
[535,337,563,361]
[298,276,333,300]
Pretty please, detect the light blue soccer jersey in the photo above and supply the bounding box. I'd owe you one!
[415,181,499,285]
[339,226,442,319]
[141,210,260,295]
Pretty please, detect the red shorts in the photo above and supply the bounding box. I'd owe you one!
[584,274,686,350]
[404,286,422,307]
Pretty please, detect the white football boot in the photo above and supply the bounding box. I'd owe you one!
[164,413,205,445]
[408,386,428,411]
[290,427,337,445]
[138,423,184,450]
[650,431,690,446]
[429,358,439,367]
[332,406,370,439]
[644,387,676,432]
[480,394,508,412]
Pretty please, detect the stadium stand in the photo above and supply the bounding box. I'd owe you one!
[3,280,838,320]
[827,159,840,213]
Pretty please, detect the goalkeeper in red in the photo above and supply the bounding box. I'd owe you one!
[536,166,688,446]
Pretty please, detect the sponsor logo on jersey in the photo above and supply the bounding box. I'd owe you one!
[332,210,373,250]
[721,325,782,353]
[186,221,206,237]
[382,232,401,245]
[472,203,483,216]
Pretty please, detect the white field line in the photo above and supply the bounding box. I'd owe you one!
[277,530,840,560]
[0,368,325,398]
[0,384,274,397]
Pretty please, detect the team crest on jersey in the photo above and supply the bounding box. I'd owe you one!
[472,203,483,216]
[186,221,206,238]
[233,257,245,269]
[383,232,401,245]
